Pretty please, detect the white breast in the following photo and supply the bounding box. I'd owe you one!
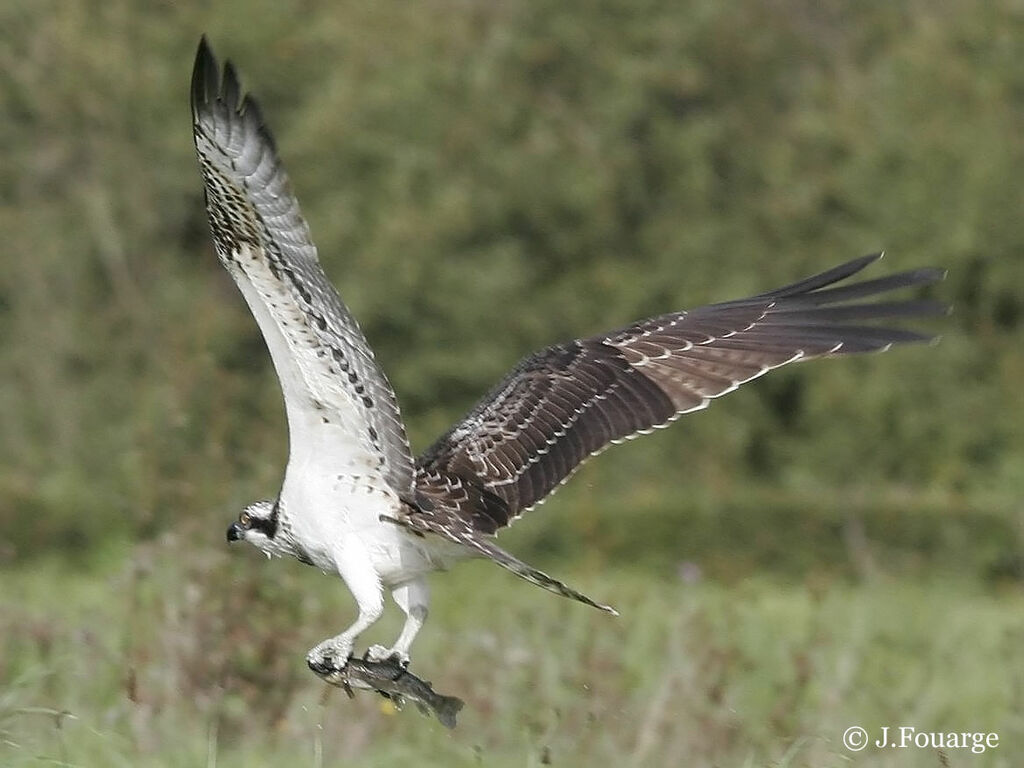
[280,461,457,585]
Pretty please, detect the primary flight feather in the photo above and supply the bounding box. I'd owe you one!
[191,37,944,670]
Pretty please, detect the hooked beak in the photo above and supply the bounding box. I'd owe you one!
[226,522,244,542]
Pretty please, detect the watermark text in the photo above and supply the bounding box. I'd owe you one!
[843,725,999,754]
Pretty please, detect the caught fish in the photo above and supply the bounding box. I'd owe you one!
[309,656,464,729]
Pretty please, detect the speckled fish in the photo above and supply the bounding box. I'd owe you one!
[309,656,464,729]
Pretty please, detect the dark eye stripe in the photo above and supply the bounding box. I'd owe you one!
[249,517,273,536]
[248,499,280,538]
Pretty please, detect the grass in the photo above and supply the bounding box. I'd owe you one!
[3,542,1022,767]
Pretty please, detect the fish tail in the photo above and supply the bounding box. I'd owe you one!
[430,692,465,729]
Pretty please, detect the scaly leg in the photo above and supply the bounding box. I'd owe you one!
[365,577,429,667]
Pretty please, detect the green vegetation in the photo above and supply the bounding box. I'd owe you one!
[1,0,1021,764]
[5,554,1023,767]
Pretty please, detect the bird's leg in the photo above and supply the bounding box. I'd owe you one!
[365,578,429,668]
[306,545,384,672]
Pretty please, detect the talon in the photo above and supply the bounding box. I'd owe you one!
[390,653,410,669]
[364,644,411,668]
[307,637,355,676]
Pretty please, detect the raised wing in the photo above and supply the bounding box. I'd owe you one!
[412,254,944,535]
[191,38,414,496]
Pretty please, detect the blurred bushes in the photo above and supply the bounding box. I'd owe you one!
[0,0,1021,571]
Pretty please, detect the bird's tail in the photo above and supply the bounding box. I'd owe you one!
[471,536,619,615]
[381,510,618,614]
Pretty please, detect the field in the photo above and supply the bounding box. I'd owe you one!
[5,547,1023,767]
[2,0,1023,765]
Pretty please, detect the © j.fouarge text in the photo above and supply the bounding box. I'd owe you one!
[842,725,999,754]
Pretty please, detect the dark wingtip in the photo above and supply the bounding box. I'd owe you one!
[921,267,948,284]
[191,35,219,119]
[869,255,948,288]
[191,37,246,115]
[752,253,882,300]
[191,36,273,150]
[222,60,242,111]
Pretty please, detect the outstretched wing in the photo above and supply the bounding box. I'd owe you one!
[408,254,944,543]
[191,38,414,497]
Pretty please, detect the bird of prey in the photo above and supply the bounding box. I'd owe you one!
[190,37,943,671]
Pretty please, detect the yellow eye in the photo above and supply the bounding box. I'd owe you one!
[240,511,252,527]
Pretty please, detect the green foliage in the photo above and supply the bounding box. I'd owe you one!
[2,0,1021,569]
[3,554,1023,766]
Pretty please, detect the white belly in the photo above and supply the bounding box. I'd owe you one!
[280,469,460,586]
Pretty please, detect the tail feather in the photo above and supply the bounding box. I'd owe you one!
[470,535,619,615]
[382,511,618,615]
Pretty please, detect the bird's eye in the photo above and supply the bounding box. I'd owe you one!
[240,511,252,527]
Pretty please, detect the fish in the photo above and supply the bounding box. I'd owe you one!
[308,656,465,729]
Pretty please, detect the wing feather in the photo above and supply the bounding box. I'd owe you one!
[409,254,944,539]
[191,39,414,496]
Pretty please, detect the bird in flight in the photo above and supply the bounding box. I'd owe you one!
[190,37,944,672]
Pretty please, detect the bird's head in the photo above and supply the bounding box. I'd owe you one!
[226,499,283,557]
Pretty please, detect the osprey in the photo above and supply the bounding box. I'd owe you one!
[191,38,943,671]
